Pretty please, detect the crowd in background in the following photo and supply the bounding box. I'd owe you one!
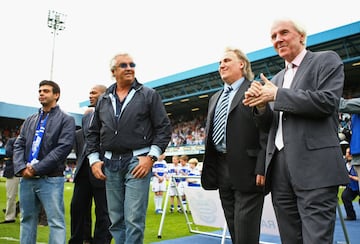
[0,127,19,149]
[339,112,352,143]
[0,110,357,178]
[168,115,206,147]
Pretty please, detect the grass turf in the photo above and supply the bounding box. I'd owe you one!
[1,177,351,243]
[0,177,218,243]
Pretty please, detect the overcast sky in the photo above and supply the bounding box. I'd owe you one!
[1,0,359,114]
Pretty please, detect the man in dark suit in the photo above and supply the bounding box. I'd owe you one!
[201,47,268,244]
[243,19,350,244]
[69,84,112,244]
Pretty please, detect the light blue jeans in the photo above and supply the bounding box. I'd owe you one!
[19,177,65,244]
[104,156,151,244]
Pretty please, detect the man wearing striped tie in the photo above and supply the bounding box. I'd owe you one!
[201,47,268,244]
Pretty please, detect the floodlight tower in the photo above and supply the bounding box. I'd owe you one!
[47,10,66,80]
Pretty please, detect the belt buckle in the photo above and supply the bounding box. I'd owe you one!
[111,153,122,160]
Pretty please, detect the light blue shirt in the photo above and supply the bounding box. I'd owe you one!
[214,77,245,152]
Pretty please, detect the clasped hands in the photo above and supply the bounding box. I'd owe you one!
[242,73,278,108]
[22,163,36,178]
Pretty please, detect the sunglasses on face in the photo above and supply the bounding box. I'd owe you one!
[118,62,136,69]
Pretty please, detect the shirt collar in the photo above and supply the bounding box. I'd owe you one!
[224,77,244,92]
[286,48,307,68]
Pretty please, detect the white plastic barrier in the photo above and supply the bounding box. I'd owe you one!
[185,187,280,236]
[157,176,280,244]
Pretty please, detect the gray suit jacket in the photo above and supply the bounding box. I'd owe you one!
[256,50,349,191]
[339,97,360,114]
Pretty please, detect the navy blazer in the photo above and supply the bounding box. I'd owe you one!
[201,79,268,192]
[74,111,105,188]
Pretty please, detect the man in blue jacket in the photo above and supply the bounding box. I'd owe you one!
[13,80,75,244]
[87,53,171,243]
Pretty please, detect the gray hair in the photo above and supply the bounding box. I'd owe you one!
[272,18,307,46]
[109,53,131,72]
[224,47,254,81]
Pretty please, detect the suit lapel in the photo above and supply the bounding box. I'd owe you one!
[291,51,313,89]
[276,69,286,88]
[209,91,221,116]
[229,79,249,113]
[205,90,221,142]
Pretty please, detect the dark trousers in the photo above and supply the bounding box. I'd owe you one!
[38,204,48,225]
[217,153,264,244]
[69,175,112,244]
[341,187,360,219]
[270,149,338,244]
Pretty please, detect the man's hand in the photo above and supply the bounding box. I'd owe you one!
[243,73,278,107]
[244,80,263,100]
[132,156,153,178]
[22,164,36,178]
[256,174,265,187]
[91,161,106,180]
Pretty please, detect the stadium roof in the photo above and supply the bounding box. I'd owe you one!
[0,102,83,128]
[146,20,360,119]
[1,20,359,125]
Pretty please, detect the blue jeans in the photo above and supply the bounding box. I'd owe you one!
[19,177,65,244]
[104,156,151,244]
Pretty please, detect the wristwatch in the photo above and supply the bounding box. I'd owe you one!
[148,155,158,162]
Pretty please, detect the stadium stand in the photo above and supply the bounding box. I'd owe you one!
[1,20,359,162]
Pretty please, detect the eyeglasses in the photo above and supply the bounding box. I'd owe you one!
[118,62,136,69]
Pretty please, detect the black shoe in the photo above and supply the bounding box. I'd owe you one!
[2,209,5,213]
[0,220,15,224]
[344,217,356,221]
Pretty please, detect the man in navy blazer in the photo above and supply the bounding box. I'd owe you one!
[243,19,349,243]
[201,47,268,244]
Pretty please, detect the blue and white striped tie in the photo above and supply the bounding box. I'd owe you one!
[212,86,233,145]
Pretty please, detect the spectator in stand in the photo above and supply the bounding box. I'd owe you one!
[341,147,360,221]
[167,155,182,213]
[13,80,75,244]
[338,112,352,148]
[152,154,168,214]
[1,136,20,224]
[339,97,360,189]
[169,116,206,147]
